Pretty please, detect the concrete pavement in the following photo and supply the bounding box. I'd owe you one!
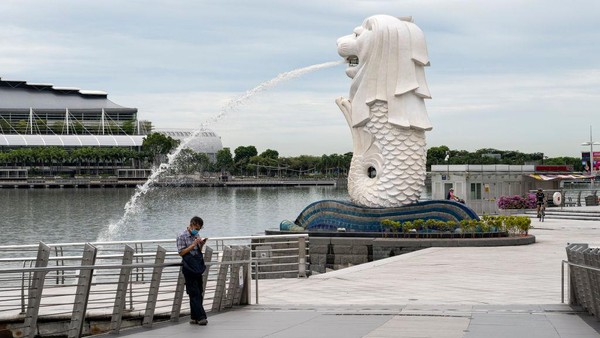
[114,208,600,338]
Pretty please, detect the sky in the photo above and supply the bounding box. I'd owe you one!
[1,0,599,158]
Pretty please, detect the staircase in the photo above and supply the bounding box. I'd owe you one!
[523,208,600,221]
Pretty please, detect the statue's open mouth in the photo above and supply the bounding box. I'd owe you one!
[347,56,359,67]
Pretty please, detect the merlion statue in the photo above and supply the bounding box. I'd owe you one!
[336,14,432,208]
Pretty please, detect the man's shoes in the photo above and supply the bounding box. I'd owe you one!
[197,318,208,326]
[190,320,198,325]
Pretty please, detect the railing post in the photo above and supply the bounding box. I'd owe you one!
[254,260,259,305]
[110,245,135,333]
[54,246,65,285]
[212,246,232,312]
[24,242,51,338]
[171,268,186,322]
[298,236,307,278]
[142,245,166,328]
[230,246,244,306]
[240,246,252,305]
[202,246,214,292]
[67,243,98,338]
[561,260,565,304]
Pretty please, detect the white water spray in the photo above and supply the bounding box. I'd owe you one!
[99,60,343,241]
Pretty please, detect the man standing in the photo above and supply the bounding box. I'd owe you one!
[177,216,208,325]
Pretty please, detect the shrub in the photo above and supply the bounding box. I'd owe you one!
[381,219,401,232]
[497,194,536,209]
[379,216,530,236]
[402,221,415,233]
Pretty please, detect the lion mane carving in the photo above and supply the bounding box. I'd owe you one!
[336,15,432,208]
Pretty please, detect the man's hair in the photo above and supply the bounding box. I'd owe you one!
[190,216,204,227]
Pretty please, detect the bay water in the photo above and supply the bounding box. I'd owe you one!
[0,186,350,245]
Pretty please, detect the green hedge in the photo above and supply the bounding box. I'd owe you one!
[381,215,531,237]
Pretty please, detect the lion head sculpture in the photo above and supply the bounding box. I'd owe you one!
[336,15,432,131]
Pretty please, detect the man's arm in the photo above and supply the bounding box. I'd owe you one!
[177,236,204,257]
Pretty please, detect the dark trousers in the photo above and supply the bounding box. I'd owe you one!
[183,271,207,320]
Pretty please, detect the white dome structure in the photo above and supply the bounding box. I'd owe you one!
[156,128,223,162]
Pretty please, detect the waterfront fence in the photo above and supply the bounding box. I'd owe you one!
[0,234,308,337]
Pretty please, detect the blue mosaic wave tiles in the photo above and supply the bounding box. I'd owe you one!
[283,200,480,232]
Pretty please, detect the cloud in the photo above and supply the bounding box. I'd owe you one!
[1,0,600,158]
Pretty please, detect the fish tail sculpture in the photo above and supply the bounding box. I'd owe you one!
[336,15,432,208]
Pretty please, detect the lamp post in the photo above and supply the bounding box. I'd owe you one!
[581,125,600,175]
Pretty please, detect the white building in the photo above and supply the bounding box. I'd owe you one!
[156,129,223,163]
[430,164,577,214]
[0,77,145,148]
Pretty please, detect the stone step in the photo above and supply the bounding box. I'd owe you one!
[521,210,600,221]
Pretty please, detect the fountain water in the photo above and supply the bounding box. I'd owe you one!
[98,60,343,241]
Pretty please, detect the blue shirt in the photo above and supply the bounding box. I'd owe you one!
[176,229,201,256]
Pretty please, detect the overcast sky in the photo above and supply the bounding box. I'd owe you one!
[1,0,599,158]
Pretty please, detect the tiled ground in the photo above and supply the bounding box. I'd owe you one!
[115,210,600,338]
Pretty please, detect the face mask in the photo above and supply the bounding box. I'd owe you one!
[190,229,199,236]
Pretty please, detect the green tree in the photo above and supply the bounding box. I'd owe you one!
[171,148,210,174]
[427,146,549,166]
[544,157,583,171]
[215,147,234,173]
[260,149,279,160]
[234,146,258,175]
[0,152,9,166]
[46,147,68,175]
[426,145,450,169]
[234,146,258,163]
[142,133,179,165]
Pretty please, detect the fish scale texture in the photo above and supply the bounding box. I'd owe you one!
[349,101,426,208]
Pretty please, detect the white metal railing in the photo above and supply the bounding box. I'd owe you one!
[527,188,600,208]
[0,234,308,337]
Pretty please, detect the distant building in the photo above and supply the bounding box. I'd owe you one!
[0,77,224,176]
[430,164,587,214]
[0,77,146,149]
[156,129,223,162]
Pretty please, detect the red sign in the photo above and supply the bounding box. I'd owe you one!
[534,165,573,172]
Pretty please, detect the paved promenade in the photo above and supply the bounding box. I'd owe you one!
[115,207,600,338]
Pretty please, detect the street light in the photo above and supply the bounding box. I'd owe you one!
[581,125,600,174]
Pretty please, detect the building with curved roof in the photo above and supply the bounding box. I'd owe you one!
[0,77,145,148]
[157,128,223,162]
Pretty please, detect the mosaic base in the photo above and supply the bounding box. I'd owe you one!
[280,199,480,232]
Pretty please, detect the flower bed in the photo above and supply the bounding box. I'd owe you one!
[497,194,536,210]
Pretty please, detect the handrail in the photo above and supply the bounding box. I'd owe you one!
[0,260,251,274]
[561,259,600,304]
[0,234,309,250]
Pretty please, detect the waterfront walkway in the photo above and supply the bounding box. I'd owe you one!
[114,207,600,338]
